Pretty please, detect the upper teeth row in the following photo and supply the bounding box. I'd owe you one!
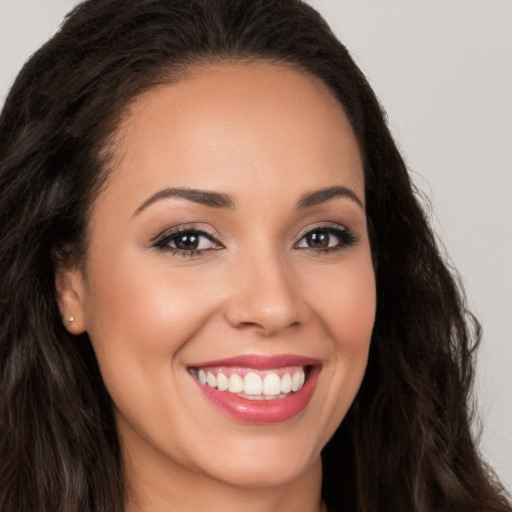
[197,369,305,397]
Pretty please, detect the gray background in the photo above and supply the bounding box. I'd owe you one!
[1,0,510,493]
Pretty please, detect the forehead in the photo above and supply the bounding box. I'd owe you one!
[98,62,364,215]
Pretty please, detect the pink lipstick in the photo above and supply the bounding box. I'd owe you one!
[188,355,321,424]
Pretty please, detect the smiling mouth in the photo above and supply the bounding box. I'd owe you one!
[189,365,310,400]
[188,355,321,423]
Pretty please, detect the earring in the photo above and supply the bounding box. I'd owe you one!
[63,315,75,326]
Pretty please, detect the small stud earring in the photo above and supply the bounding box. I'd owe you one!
[63,315,75,326]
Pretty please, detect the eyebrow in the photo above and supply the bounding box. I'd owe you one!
[133,187,235,216]
[297,186,364,209]
[133,184,363,217]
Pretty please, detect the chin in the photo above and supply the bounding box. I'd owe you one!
[210,456,316,490]
[191,428,325,490]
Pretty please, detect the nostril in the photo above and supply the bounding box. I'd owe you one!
[236,319,301,337]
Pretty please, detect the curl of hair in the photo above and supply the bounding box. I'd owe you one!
[0,1,510,511]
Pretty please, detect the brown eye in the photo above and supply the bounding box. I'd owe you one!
[295,225,357,252]
[154,229,222,254]
[173,233,201,251]
[305,231,330,248]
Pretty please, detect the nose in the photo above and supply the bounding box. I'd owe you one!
[224,249,302,336]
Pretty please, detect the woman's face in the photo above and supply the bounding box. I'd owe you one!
[60,63,375,494]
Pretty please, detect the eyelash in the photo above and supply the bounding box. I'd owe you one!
[152,223,357,258]
[294,224,358,254]
[152,227,222,257]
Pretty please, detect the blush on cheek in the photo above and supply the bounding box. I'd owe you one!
[327,282,376,347]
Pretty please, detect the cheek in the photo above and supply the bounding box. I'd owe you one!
[302,254,375,429]
[331,260,375,379]
[81,249,225,410]
[85,251,217,354]
[337,268,376,348]
[81,251,225,447]
[308,254,376,348]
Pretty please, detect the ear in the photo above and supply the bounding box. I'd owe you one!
[55,267,87,335]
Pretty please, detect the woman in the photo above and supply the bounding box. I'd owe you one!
[0,0,510,511]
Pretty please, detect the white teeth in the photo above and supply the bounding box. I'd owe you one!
[244,372,263,395]
[216,372,229,391]
[291,371,301,392]
[263,373,282,395]
[281,373,292,393]
[228,373,244,393]
[206,372,217,388]
[195,367,307,398]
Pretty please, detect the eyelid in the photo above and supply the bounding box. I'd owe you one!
[294,221,358,251]
[151,224,223,247]
[151,227,224,259]
[295,222,349,241]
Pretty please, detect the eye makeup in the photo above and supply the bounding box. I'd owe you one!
[152,226,224,258]
[150,220,358,259]
[294,222,358,255]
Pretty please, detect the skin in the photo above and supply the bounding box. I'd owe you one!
[57,63,376,512]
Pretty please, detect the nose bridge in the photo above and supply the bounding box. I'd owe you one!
[225,241,301,335]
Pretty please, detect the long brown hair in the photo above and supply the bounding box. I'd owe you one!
[0,1,510,510]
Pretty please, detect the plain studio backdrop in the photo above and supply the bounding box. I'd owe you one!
[0,0,510,494]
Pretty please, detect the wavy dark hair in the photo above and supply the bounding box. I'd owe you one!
[0,0,510,511]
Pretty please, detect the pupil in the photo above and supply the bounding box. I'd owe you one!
[307,231,329,248]
[176,234,198,250]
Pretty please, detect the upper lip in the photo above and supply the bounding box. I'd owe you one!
[188,354,320,370]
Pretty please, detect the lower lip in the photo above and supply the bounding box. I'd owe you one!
[192,367,320,424]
